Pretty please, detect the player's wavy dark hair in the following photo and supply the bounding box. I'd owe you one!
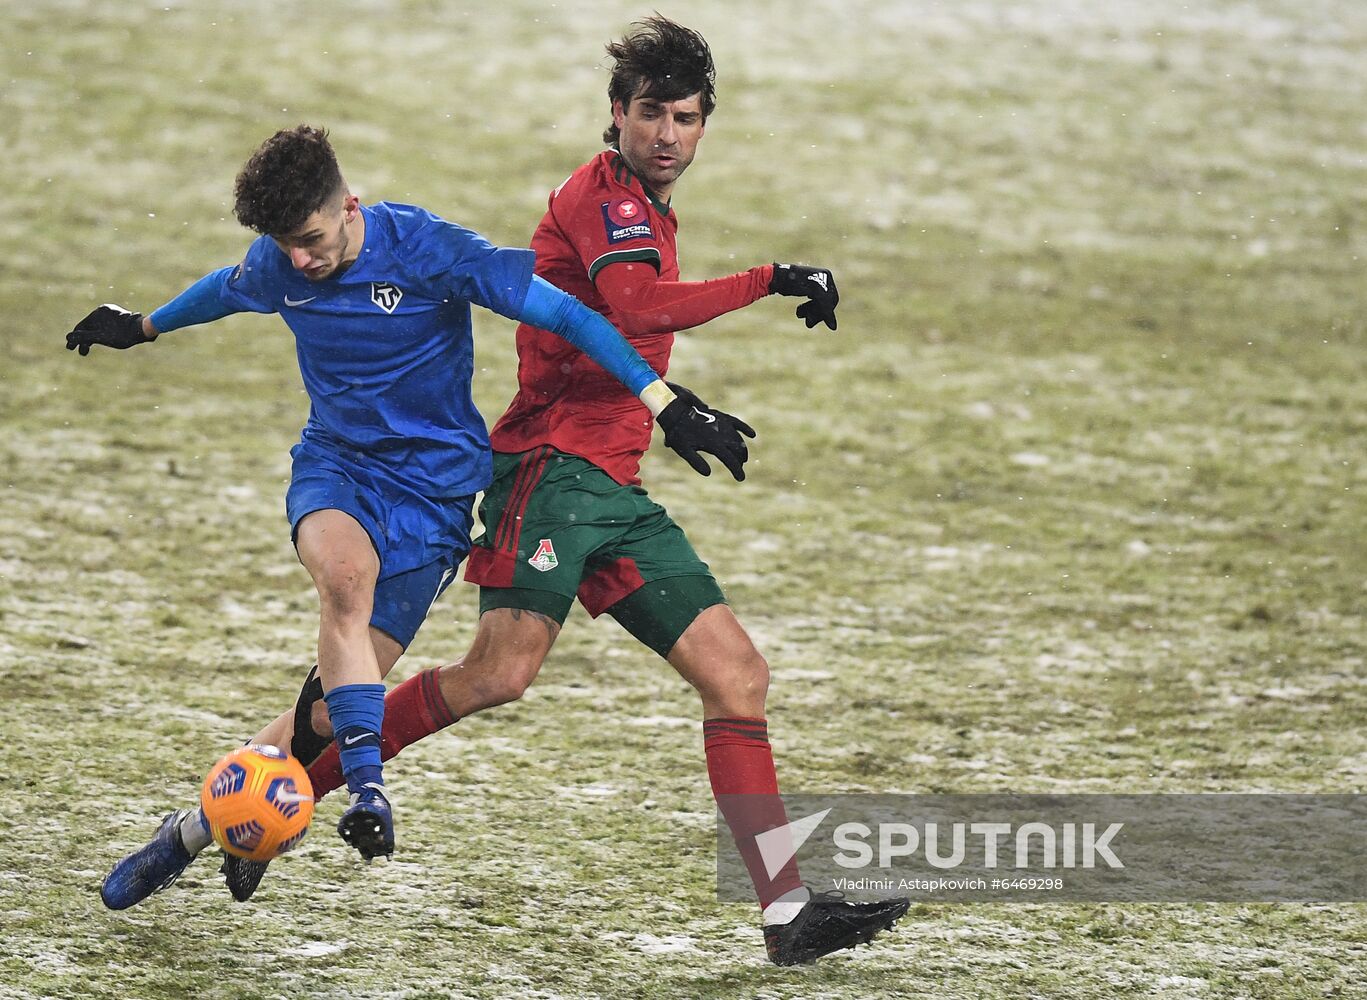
[602,15,716,146]
[233,125,344,236]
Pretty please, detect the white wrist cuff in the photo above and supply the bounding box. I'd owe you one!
[639,379,676,417]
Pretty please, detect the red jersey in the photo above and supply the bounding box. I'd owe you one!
[489,150,771,484]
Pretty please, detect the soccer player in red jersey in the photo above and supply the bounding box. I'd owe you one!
[278,17,910,965]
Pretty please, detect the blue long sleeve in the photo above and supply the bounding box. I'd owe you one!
[148,267,240,333]
[516,275,659,396]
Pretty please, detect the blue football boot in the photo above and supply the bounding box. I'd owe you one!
[337,783,393,860]
[101,809,196,910]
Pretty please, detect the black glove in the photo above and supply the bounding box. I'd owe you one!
[770,263,839,330]
[65,304,150,356]
[656,382,756,482]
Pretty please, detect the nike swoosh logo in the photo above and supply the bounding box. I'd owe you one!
[284,295,317,307]
[271,790,315,804]
[692,407,717,424]
[343,733,370,746]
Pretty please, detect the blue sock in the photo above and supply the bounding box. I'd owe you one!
[323,683,386,794]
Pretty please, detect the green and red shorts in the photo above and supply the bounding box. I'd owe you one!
[463,447,725,657]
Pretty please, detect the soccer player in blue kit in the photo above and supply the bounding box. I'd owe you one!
[68,124,752,907]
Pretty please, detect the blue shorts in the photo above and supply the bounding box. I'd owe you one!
[285,442,476,649]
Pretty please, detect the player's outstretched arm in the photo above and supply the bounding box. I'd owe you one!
[770,263,840,330]
[515,275,754,480]
[592,262,774,337]
[64,305,157,355]
[590,260,838,335]
[65,266,255,356]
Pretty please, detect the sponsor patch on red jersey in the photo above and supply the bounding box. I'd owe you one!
[601,198,654,244]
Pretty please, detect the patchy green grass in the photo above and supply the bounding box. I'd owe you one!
[1,1,1364,997]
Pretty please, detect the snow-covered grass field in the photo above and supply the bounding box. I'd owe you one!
[1,2,1364,997]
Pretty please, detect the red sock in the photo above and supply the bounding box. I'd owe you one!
[704,717,804,910]
[306,667,457,800]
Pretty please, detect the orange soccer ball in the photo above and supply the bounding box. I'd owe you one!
[200,744,315,862]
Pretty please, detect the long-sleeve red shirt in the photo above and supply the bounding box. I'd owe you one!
[488,150,772,485]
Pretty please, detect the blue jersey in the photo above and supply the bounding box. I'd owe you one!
[153,202,535,498]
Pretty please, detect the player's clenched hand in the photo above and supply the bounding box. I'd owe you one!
[65,304,151,356]
[656,382,756,482]
[770,263,839,331]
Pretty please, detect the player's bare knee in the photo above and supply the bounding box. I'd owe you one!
[692,647,769,714]
[483,657,541,707]
[455,648,542,710]
[311,560,375,622]
[490,674,534,707]
[725,649,769,702]
[743,649,770,700]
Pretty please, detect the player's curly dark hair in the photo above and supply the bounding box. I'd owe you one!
[602,15,716,146]
[233,125,344,236]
